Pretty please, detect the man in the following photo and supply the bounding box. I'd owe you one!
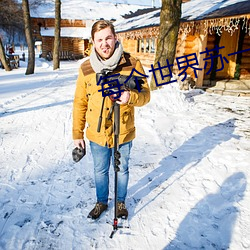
[72,20,150,220]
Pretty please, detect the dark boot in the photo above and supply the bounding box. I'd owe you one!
[117,202,128,219]
[87,202,108,220]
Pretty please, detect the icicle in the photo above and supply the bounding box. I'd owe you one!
[215,26,222,36]
[242,16,246,31]
[203,20,208,37]
[208,19,215,35]
[231,18,240,35]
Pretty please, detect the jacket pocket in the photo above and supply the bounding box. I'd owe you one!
[120,106,134,133]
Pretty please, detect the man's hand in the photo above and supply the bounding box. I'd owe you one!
[74,139,85,149]
[72,139,86,162]
[110,90,130,104]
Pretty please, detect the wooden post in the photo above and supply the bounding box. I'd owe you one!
[139,39,142,53]
[196,31,208,88]
[144,38,146,54]
[217,30,240,79]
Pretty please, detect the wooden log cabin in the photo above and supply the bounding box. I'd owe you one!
[31,18,92,60]
[30,1,153,61]
[115,0,250,89]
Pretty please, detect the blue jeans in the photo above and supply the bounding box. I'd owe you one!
[90,141,132,205]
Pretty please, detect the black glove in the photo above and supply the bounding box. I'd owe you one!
[72,146,86,162]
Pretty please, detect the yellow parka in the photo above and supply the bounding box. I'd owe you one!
[72,52,150,148]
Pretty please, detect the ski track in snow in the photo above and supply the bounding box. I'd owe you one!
[0,58,250,249]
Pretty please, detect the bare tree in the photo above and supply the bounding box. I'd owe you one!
[150,0,182,90]
[53,0,61,70]
[0,37,11,71]
[0,0,23,71]
[0,0,24,36]
[22,0,35,75]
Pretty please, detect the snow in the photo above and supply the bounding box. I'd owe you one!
[0,48,250,249]
[114,0,249,32]
[40,27,92,39]
[182,0,249,21]
[30,0,152,20]
[114,9,160,33]
[92,0,161,7]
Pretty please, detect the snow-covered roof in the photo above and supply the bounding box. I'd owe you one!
[114,0,250,33]
[40,27,91,39]
[114,8,160,32]
[182,0,250,21]
[30,0,151,20]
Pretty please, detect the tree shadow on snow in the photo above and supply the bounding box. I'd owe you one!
[128,118,240,216]
[0,99,72,117]
[163,172,247,249]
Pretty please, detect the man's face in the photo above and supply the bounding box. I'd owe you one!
[93,27,117,60]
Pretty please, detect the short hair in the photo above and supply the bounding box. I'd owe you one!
[91,20,116,40]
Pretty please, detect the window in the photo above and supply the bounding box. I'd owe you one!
[137,38,156,54]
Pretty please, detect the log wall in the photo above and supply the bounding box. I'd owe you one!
[32,18,86,29]
[120,38,156,68]
[240,35,250,79]
[203,33,216,81]
[32,17,87,59]
[41,37,87,58]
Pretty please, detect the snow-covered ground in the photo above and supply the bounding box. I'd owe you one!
[0,49,250,250]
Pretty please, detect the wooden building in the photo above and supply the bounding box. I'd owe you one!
[30,1,153,61]
[31,18,92,60]
[115,0,250,88]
